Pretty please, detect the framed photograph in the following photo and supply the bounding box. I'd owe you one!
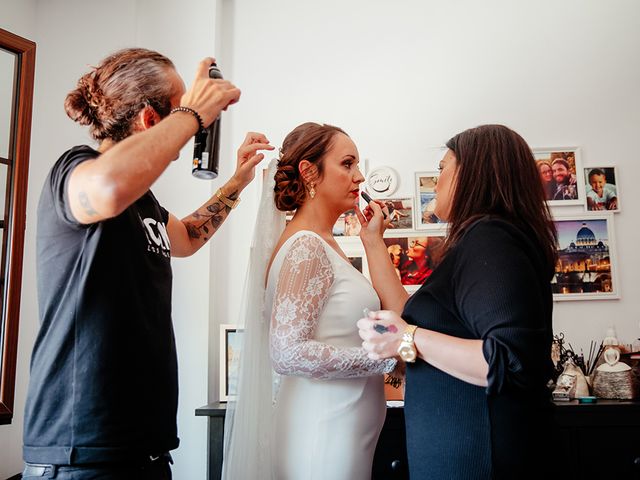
[336,236,369,278]
[583,166,620,212]
[332,212,346,236]
[332,209,362,237]
[552,213,619,301]
[414,172,445,230]
[343,209,362,237]
[380,197,414,232]
[219,324,244,401]
[533,147,585,206]
[383,231,446,292]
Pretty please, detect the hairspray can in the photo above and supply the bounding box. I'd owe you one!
[192,63,223,179]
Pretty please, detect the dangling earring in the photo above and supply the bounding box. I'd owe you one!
[309,183,316,199]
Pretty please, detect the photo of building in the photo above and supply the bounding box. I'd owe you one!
[552,219,613,295]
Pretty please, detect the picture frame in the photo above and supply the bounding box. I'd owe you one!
[382,230,446,292]
[332,212,346,236]
[343,209,362,237]
[380,197,414,232]
[219,324,244,401]
[583,166,620,212]
[533,147,585,206]
[552,213,619,301]
[414,172,446,230]
[335,236,369,279]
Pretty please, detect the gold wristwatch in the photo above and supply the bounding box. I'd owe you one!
[397,324,418,363]
[215,188,240,209]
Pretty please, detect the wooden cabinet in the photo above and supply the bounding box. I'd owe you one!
[372,407,408,479]
[552,400,640,478]
[196,400,640,480]
[195,403,227,480]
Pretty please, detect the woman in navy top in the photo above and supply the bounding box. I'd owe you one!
[356,125,557,479]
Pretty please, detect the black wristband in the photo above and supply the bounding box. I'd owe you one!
[170,106,205,132]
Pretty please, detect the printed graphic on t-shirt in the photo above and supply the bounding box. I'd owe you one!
[140,215,171,258]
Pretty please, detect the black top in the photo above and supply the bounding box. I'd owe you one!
[402,217,554,480]
[24,145,179,465]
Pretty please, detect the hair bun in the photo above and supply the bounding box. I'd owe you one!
[63,48,174,142]
[64,75,100,127]
[274,162,304,211]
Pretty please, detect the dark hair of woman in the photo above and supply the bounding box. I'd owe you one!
[444,124,558,271]
[64,48,175,142]
[273,122,347,211]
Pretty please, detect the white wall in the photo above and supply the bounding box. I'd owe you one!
[217,0,640,366]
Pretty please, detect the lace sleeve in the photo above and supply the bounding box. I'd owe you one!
[270,234,396,379]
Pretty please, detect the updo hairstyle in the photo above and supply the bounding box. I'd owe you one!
[64,48,175,142]
[273,122,347,211]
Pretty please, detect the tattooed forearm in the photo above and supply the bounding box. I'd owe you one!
[206,202,224,215]
[186,224,201,239]
[384,374,403,389]
[184,199,231,240]
[210,214,223,229]
[78,191,98,217]
[182,187,240,245]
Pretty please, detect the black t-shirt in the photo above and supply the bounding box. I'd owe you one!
[23,145,179,465]
[402,217,554,480]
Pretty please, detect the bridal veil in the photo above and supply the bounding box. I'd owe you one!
[221,158,285,479]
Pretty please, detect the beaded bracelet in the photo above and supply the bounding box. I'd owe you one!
[169,106,205,132]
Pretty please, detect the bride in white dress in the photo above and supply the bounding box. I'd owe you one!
[222,122,396,480]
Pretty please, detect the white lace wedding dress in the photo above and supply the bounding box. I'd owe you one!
[267,230,394,480]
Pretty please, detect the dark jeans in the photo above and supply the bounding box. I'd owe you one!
[22,454,172,480]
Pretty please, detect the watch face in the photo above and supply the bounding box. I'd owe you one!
[399,345,416,362]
